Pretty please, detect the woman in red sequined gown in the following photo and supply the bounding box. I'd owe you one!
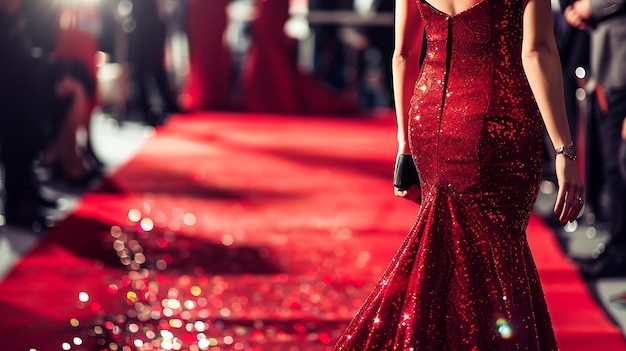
[335,0,584,349]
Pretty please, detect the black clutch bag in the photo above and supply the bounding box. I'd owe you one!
[393,154,420,190]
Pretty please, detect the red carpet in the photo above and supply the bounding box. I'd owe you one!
[0,112,624,351]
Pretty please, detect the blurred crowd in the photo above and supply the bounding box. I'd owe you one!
[0,0,625,283]
[550,0,626,280]
[1,0,101,228]
[0,0,183,229]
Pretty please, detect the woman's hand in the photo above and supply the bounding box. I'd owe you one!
[393,152,421,203]
[553,155,585,223]
[394,184,421,203]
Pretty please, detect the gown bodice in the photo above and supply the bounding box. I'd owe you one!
[410,0,543,231]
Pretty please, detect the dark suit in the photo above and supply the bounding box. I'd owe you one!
[586,0,626,265]
[0,10,48,222]
[127,0,179,125]
[589,0,626,93]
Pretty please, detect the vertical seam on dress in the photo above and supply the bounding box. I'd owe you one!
[436,17,453,184]
[479,2,495,204]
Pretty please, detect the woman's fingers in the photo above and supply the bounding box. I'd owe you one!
[557,188,584,223]
[394,185,421,204]
[405,185,422,203]
[561,201,576,223]
[563,202,581,223]
[563,190,576,222]
[554,186,566,216]
[394,188,408,197]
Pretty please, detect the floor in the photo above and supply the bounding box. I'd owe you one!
[1,111,625,340]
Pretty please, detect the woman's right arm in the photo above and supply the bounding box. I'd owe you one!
[521,0,585,223]
[392,0,424,199]
[392,0,423,155]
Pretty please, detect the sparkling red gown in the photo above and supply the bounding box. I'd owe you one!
[335,0,559,350]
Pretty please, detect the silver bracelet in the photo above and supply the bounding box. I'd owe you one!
[555,143,577,161]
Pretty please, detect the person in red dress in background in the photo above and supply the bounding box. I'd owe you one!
[184,0,359,115]
[184,0,233,111]
[335,0,584,349]
[240,0,359,115]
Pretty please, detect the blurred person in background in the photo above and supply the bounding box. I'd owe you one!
[310,0,353,94]
[0,0,55,228]
[185,0,232,111]
[1,0,104,228]
[127,0,180,125]
[358,0,395,109]
[552,0,589,142]
[40,0,103,185]
[565,0,626,277]
[42,59,101,185]
[607,117,626,307]
[621,119,626,182]
[310,0,395,109]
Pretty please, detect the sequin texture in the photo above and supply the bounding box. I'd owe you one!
[335,0,558,349]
